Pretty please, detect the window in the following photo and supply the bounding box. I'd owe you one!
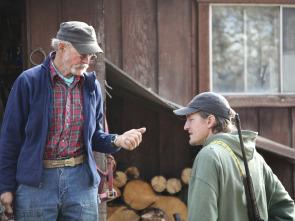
[210,5,295,93]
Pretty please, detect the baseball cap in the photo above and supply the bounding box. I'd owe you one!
[56,21,103,54]
[173,92,231,120]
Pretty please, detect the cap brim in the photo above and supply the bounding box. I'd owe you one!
[173,107,199,120]
[72,42,103,54]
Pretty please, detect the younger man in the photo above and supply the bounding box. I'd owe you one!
[174,92,295,221]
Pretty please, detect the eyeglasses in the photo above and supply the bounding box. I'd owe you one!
[73,48,97,62]
[66,43,97,62]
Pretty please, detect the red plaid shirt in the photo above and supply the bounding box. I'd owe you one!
[43,55,86,159]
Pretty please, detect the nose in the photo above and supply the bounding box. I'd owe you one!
[184,120,189,131]
[81,56,91,64]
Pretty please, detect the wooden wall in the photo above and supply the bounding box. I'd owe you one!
[105,0,295,200]
[107,89,199,179]
[105,0,197,107]
[236,107,295,198]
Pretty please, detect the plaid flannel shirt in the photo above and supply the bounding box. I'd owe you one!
[43,55,86,159]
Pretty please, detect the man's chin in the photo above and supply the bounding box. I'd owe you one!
[189,140,196,146]
[189,140,202,147]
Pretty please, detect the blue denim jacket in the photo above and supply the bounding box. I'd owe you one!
[0,51,119,194]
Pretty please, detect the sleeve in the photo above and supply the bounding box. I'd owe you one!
[0,74,30,193]
[187,147,219,221]
[90,79,120,153]
[264,163,295,221]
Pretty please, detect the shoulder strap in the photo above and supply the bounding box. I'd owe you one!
[210,140,244,181]
[96,116,117,202]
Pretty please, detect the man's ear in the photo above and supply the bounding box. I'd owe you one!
[207,115,216,129]
[58,42,67,52]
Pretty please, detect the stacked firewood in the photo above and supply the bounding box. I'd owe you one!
[106,166,192,221]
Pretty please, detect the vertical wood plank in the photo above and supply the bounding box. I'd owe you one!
[109,95,161,179]
[292,107,295,199]
[157,0,193,105]
[197,2,210,92]
[259,108,293,197]
[234,107,259,132]
[191,0,198,95]
[104,0,123,68]
[121,0,158,92]
[259,108,289,145]
[25,0,60,69]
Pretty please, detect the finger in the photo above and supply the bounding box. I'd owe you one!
[5,205,13,214]
[137,127,146,134]
[123,139,134,150]
[2,203,13,214]
[127,131,142,144]
[125,137,137,149]
[132,132,142,144]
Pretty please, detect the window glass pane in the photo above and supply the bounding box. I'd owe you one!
[212,6,280,93]
[282,7,295,93]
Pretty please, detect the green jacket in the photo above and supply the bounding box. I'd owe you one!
[187,130,295,221]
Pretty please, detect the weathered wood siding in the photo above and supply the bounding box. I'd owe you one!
[107,90,199,180]
[105,0,196,106]
[236,107,295,199]
[105,0,295,200]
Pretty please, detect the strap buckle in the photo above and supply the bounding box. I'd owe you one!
[65,158,76,167]
[106,189,117,198]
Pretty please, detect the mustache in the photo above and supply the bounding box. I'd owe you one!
[72,63,89,69]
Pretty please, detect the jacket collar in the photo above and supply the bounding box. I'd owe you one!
[83,72,97,93]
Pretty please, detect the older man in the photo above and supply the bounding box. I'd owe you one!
[0,21,146,220]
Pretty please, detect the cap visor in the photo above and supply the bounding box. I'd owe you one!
[72,42,103,54]
[173,107,199,120]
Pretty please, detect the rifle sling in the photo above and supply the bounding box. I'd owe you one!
[209,140,244,181]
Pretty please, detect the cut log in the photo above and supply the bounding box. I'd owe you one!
[151,175,167,193]
[123,179,157,210]
[181,168,191,185]
[140,207,169,221]
[113,170,128,188]
[125,166,140,179]
[153,196,187,221]
[106,205,122,218]
[107,205,140,221]
[166,178,182,195]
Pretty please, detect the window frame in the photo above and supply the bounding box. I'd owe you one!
[196,0,295,107]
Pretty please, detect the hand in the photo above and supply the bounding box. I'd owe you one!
[116,127,146,150]
[0,192,13,216]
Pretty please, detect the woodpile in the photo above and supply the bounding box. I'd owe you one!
[106,167,191,221]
